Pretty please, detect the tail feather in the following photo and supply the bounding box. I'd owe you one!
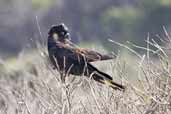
[87,63,125,91]
[92,73,125,91]
[101,79,125,91]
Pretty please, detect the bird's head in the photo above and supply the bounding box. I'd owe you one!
[48,23,71,43]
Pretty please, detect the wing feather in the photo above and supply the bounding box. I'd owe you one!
[55,43,114,63]
[79,49,114,62]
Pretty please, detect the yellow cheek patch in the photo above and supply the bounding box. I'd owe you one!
[53,33,59,40]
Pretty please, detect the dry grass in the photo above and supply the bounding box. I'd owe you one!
[0,34,171,114]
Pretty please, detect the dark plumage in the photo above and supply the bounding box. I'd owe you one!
[47,23,125,91]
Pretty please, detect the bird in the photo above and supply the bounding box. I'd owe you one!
[47,23,125,91]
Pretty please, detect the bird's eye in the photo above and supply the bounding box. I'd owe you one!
[53,33,59,40]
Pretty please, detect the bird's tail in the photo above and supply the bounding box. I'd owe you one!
[91,71,125,91]
[87,63,125,91]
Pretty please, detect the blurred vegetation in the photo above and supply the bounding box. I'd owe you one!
[1,0,171,56]
[32,0,54,9]
[99,0,171,47]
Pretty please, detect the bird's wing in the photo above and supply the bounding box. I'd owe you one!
[73,48,114,62]
[53,43,87,63]
[54,43,114,63]
[64,40,115,62]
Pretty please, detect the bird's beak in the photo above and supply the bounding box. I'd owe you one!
[65,33,71,40]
